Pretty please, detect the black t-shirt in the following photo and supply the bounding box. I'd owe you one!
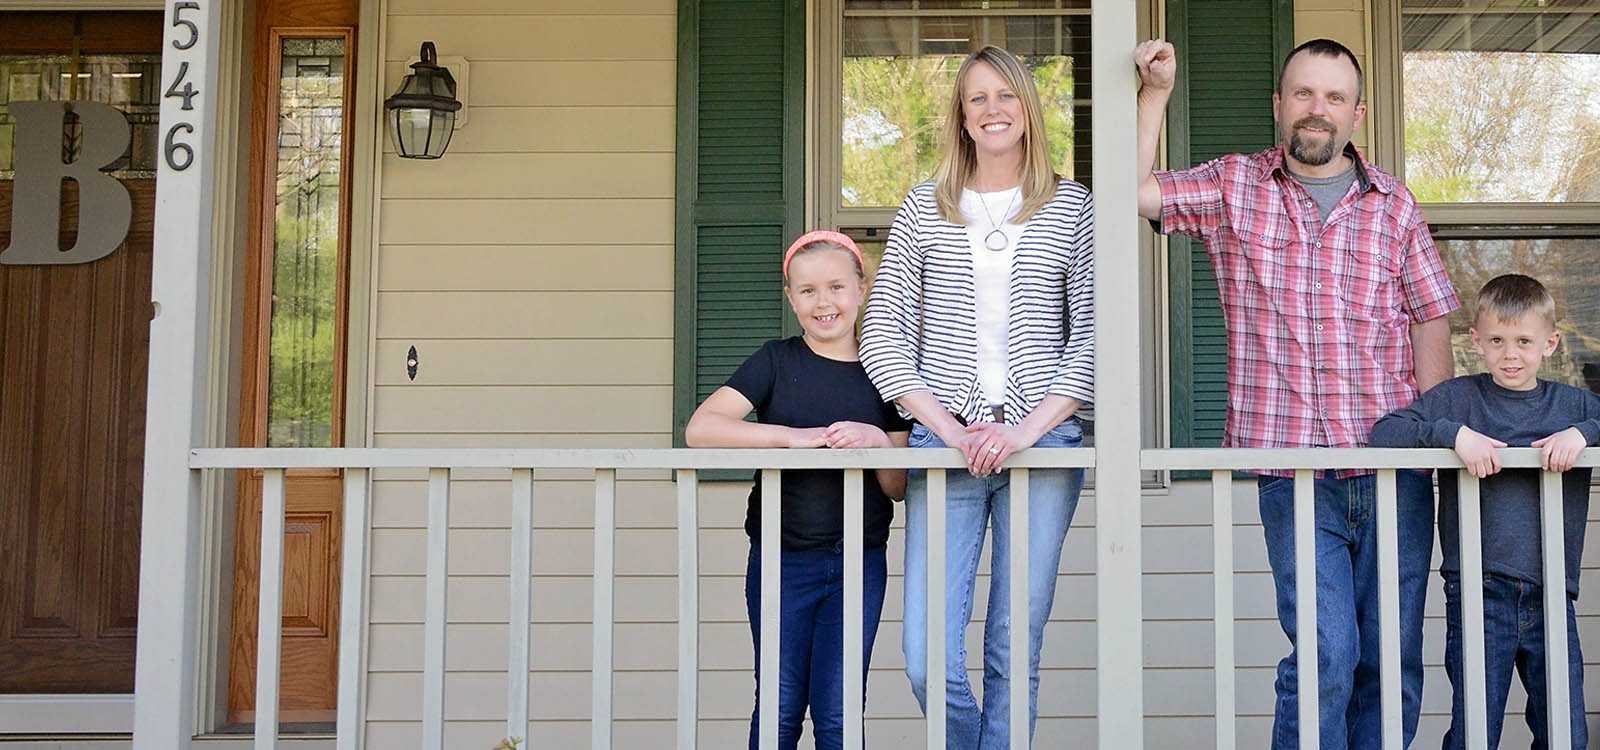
[725,337,910,550]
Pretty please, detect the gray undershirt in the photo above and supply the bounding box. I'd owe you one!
[1289,165,1357,223]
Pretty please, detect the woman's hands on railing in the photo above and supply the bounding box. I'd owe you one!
[964,422,1034,476]
[1454,426,1508,478]
[1533,427,1589,472]
[965,394,1082,476]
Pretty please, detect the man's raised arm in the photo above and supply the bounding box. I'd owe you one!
[1135,40,1176,221]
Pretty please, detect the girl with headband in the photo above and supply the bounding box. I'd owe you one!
[685,230,911,749]
[860,45,1096,748]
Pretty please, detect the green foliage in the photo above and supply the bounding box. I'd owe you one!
[266,186,340,448]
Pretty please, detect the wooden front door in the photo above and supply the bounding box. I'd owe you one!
[226,0,360,727]
[0,12,163,695]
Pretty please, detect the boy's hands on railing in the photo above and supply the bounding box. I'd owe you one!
[824,421,893,450]
[1454,426,1508,478]
[1532,427,1588,472]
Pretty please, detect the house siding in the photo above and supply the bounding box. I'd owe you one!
[368,1,690,746]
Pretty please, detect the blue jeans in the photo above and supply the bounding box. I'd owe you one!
[901,420,1085,750]
[1441,572,1587,749]
[745,543,888,750]
[1257,472,1434,749]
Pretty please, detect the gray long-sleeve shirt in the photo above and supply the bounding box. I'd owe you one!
[1370,373,1600,596]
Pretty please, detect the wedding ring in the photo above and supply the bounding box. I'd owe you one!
[988,446,1001,455]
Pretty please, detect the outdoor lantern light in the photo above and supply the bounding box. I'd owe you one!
[384,41,461,159]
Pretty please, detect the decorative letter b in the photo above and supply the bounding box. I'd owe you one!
[1,101,132,265]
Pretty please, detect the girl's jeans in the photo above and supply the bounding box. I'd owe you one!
[746,543,888,750]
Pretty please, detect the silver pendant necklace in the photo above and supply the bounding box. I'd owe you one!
[979,187,1020,252]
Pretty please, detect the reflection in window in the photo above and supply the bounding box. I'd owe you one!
[0,54,161,178]
[1436,234,1600,395]
[267,37,347,447]
[848,235,888,298]
[1401,1,1600,203]
[841,1,1090,208]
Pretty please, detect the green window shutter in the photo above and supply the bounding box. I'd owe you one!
[1166,0,1293,450]
[674,0,805,448]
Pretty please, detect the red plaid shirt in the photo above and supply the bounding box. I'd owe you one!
[1156,145,1459,475]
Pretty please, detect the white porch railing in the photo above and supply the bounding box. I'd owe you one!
[188,446,1093,750]
[182,445,1598,749]
[175,441,1600,745]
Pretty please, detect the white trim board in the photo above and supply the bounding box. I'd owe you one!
[0,695,134,734]
[0,0,216,742]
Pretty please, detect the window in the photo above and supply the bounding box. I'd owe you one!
[0,53,160,179]
[1398,0,1600,204]
[819,0,1093,232]
[260,35,352,447]
[1379,0,1600,395]
[1434,230,1600,392]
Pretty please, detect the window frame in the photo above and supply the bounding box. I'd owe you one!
[242,26,357,459]
[1370,0,1600,224]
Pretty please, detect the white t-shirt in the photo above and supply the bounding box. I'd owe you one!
[960,186,1021,407]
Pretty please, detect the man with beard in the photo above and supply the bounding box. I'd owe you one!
[1134,38,1459,748]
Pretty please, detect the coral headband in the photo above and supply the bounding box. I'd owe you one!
[783,230,864,278]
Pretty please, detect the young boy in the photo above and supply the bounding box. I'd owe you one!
[1371,274,1600,749]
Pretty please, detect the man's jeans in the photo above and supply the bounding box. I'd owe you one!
[745,543,888,750]
[1441,572,1587,749]
[901,420,1085,750]
[1257,472,1433,749]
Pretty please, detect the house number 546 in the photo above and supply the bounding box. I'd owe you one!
[163,1,201,171]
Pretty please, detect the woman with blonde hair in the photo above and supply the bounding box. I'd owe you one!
[860,45,1094,748]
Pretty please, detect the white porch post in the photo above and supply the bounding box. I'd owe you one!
[1092,1,1143,747]
[132,2,224,749]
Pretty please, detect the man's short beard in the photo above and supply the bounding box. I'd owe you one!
[1286,115,1340,166]
[1289,132,1339,165]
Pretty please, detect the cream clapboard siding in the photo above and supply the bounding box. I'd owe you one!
[369,0,689,747]
[361,2,1600,749]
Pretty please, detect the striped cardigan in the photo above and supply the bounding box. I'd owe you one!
[860,178,1096,425]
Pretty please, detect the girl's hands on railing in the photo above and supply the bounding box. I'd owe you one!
[786,427,829,449]
[1454,426,1508,478]
[1532,427,1588,472]
[823,421,892,449]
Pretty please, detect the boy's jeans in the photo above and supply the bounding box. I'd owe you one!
[1256,472,1434,749]
[901,420,1085,750]
[745,543,888,750]
[1441,572,1587,749]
